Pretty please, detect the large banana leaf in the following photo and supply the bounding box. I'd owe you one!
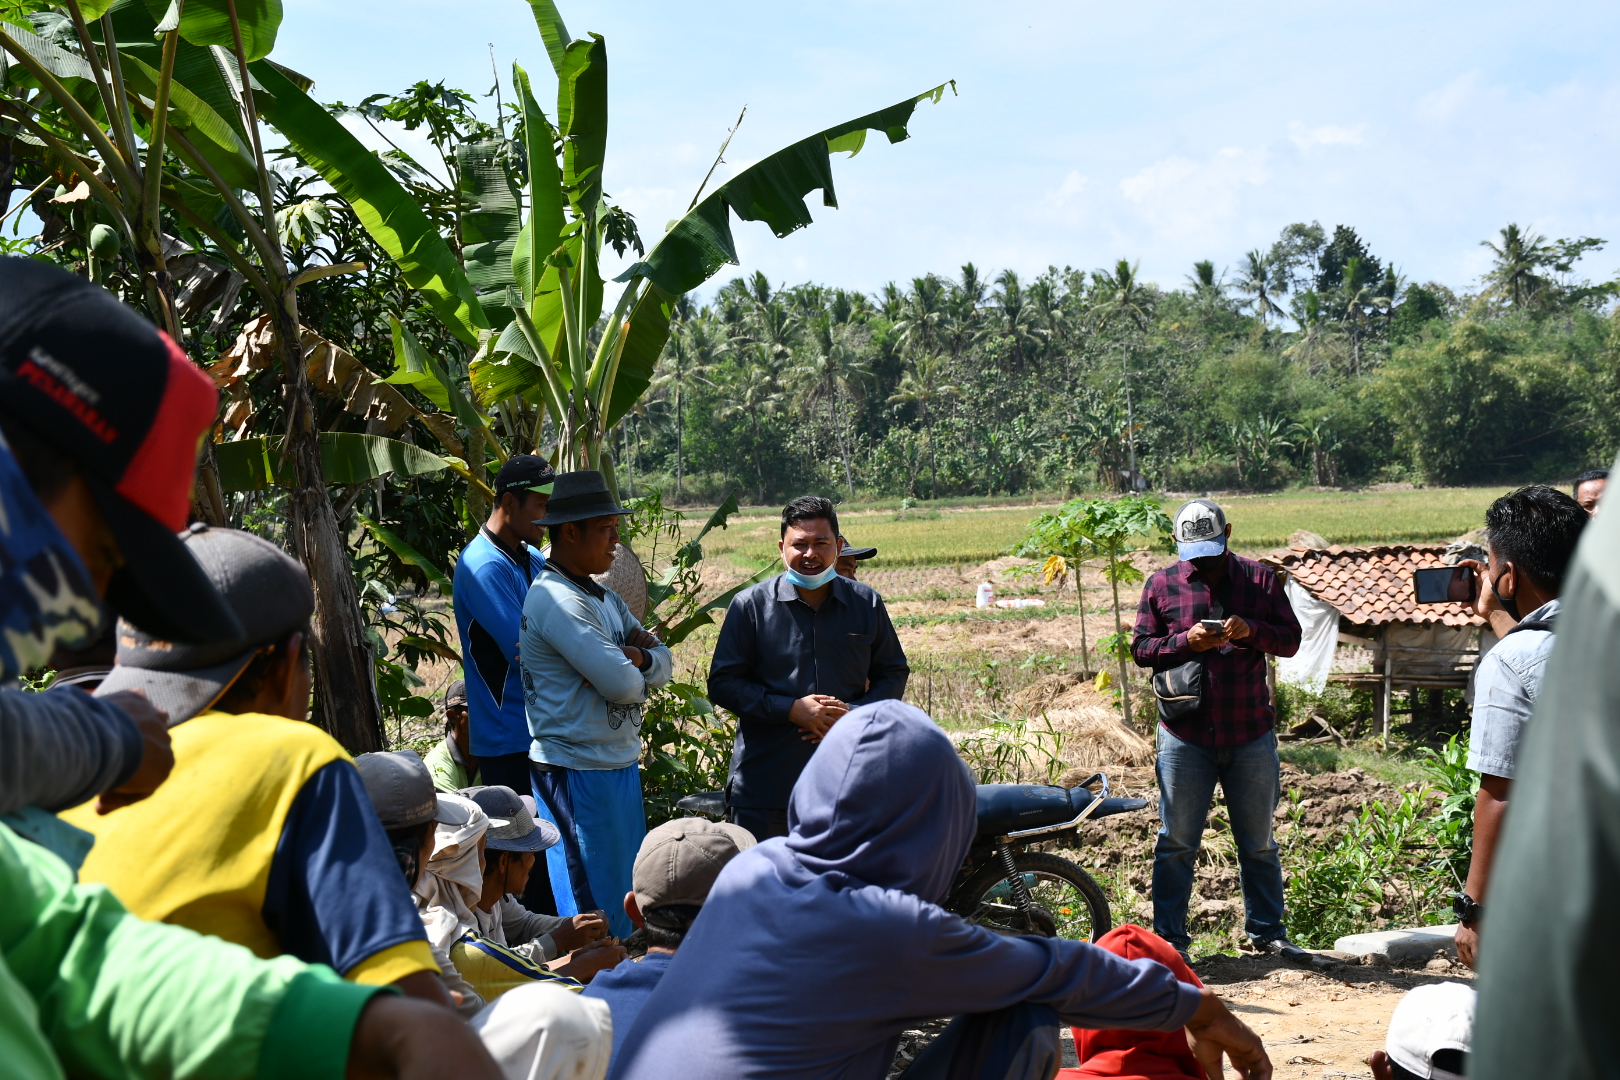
[455,138,521,327]
[250,59,488,345]
[215,432,452,491]
[356,514,453,594]
[616,82,953,296]
[140,0,282,62]
[385,315,489,440]
[116,51,256,186]
[524,3,604,219]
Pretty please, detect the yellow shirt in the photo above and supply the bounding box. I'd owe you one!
[62,710,436,985]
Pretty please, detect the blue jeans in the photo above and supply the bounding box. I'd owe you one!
[1153,726,1285,950]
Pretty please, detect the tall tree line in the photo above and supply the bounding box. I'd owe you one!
[623,223,1620,503]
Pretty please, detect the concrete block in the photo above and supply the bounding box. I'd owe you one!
[1333,924,1458,962]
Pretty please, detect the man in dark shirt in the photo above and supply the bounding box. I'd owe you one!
[708,496,909,839]
[1132,498,1302,960]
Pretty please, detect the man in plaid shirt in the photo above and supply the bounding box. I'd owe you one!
[1133,498,1303,960]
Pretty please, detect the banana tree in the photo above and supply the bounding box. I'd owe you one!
[0,0,392,751]
[263,0,952,493]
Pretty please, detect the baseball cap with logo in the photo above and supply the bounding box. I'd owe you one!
[0,259,239,644]
[493,454,556,499]
[1386,981,1473,1080]
[1172,498,1229,560]
[95,527,313,725]
[632,817,757,929]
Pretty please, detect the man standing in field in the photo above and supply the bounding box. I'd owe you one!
[1132,498,1303,961]
[522,470,671,938]
[454,454,555,911]
[708,496,909,840]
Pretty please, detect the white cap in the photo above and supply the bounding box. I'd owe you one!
[1173,498,1227,559]
[1387,981,1474,1080]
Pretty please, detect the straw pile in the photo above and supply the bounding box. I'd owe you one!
[1012,673,1155,772]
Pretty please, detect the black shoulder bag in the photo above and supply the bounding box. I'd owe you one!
[1151,603,1220,724]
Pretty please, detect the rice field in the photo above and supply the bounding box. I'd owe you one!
[690,486,1514,569]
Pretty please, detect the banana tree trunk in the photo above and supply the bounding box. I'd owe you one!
[271,294,384,753]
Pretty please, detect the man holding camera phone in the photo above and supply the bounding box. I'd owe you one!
[1451,485,1586,969]
[1133,499,1303,962]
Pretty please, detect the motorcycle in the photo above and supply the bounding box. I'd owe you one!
[674,772,1145,942]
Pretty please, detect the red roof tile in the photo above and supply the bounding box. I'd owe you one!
[1259,545,1485,628]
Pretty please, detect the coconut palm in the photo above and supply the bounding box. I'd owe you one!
[789,315,870,497]
[716,347,785,504]
[1480,223,1554,310]
[1089,259,1153,332]
[1234,250,1286,324]
[887,354,959,499]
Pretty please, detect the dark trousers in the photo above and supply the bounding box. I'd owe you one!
[897,1003,1061,1080]
[728,805,790,841]
[478,752,558,916]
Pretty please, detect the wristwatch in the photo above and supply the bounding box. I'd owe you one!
[1453,892,1483,928]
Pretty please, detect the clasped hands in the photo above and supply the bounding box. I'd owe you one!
[789,694,848,742]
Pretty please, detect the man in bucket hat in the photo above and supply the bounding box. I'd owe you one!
[520,470,671,938]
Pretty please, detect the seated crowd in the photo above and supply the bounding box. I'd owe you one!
[3,257,1530,1080]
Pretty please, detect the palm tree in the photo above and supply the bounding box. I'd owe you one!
[716,346,784,504]
[1234,250,1286,324]
[991,268,1045,365]
[789,315,870,498]
[895,274,946,357]
[649,300,718,498]
[1481,223,1554,310]
[887,354,959,499]
[878,281,906,320]
[1089,259,1153,331]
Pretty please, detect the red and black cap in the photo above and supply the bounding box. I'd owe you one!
[0,258,242,644]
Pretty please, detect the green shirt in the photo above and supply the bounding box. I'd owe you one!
[0,821,384,1080]
[424,735,477,792]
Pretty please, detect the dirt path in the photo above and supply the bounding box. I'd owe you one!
[1195,952,1473,1079]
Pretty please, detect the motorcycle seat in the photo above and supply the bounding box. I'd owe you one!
[975,783,1095,836]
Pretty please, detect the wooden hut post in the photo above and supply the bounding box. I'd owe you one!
[1382,654,1394,752]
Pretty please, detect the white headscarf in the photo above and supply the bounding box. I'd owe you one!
[415,792,499,953]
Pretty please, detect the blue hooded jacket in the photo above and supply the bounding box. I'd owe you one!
[611,700,1201,1080]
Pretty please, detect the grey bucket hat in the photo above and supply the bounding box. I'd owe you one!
[460,784,561,852]
[533,470,628,526]
[95,526,313,725]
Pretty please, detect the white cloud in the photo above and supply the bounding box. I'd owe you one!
[1117,146,1271,240]
[1048,170,1088,206]
[1288,122,1367,151]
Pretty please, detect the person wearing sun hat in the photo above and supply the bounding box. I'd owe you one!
[834,533,877,581]
[459,785,624,992]
[454,454,561,915]
[520,470,672,938]
[62,527,445,1004]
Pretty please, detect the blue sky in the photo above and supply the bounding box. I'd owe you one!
[280,0,1620,300]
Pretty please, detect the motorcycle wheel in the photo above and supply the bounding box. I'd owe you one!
[956,852,1112,941]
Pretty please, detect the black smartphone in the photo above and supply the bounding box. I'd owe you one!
[1413,565,1475,604]
[1198,618,1225,633]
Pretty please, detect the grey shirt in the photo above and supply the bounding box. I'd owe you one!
[1467,599,1560,780]
[708,573,909,809]
[0,686,141,815]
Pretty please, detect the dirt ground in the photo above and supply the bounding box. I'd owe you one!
[887,952,1471,1079]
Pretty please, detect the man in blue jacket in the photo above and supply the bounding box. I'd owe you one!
[454,454,555,909]
[522,471,672,937]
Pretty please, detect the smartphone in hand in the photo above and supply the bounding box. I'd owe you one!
[1413,565,1475,604]
[1199,618,1225,633]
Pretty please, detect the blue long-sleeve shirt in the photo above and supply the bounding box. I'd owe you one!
[707,574,909,809]
[520,564,672,770]
[454,528,544,757]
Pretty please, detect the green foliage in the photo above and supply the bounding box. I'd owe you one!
[954,714,1071,785]
[640,680,734,827]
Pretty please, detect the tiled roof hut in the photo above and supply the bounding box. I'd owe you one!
[1259,544,1486,741]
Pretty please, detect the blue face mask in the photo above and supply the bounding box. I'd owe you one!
[783,562,839,590]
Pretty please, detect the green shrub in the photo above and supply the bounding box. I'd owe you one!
[640,681,736,827]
